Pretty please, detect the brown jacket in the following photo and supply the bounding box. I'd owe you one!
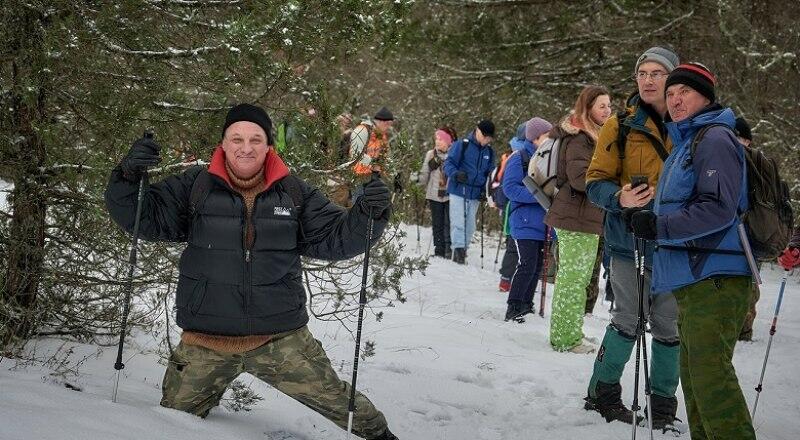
[544,117,604,235]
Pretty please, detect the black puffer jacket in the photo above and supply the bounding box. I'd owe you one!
[105,148,387,336]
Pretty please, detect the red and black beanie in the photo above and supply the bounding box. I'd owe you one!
[665,62,717,103]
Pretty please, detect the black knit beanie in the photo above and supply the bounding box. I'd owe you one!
[222,103,274,144]
[665,62,717,103]
[477,119,495,137]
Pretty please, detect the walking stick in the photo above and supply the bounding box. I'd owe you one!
[494,233,503,271]
[630,237,654,439]
[347,177,378,438]
[752,269,791,421]
[415,191,421,253]
[538,226,551,317]
[112,131,152,403]
[463,186,468,258]
[480,202,485,269]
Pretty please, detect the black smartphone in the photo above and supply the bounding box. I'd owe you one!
[630,174,649,190]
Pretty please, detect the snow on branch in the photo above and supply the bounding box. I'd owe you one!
[153,101,227,112]
[145,0,243,6]
[430,0,551,6]
[78,7,229,59]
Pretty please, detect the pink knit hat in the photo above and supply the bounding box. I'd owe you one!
[435,129,453,145]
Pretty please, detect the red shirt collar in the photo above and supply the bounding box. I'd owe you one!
[208,146,290,190]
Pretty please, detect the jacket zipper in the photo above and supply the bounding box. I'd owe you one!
[238,193,252,334]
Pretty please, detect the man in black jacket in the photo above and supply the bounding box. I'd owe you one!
[105,104,397,440]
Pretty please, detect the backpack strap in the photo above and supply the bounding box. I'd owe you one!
[611,110,670,163]
[457,138,470,167]
[189,168,212,218]
[519,148,531,175]
[277,174,307,244]
[689,123,731,159]
[614,110,631,161]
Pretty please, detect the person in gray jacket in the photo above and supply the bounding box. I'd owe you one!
[419,127,455,258]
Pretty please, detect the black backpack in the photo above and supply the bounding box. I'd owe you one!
[690,124,794,261]
[489,149,530,210]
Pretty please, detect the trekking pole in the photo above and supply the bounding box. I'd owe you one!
[630,237,653,439]
[480,202,485,269]
[112,131,152,403]
[638,239,654,439]
[538,226,551,317]
[347,178,378,439]
[751,268,791,421]
[463,186,468,258]
[493,233,503,271]
[415,191,421,253]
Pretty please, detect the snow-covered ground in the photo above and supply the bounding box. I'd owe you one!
[1,224,799,440]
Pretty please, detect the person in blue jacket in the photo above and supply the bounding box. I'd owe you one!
[443,120,496,264]
[501,117,553,321]
[628,63,756,439]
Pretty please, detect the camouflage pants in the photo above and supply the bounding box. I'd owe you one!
[161,326,388,439]
[673,276,756,440]
[738,281,761,341]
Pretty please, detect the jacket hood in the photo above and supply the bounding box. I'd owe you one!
[667,105,735,146]
[509,136,532,152]
[559,114,581,135]
[208,146,290,190]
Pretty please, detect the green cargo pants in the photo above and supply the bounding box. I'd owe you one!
[160,326,388,439]
[673,276,756,440]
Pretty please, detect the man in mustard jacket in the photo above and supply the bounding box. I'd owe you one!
[583,47,682,432]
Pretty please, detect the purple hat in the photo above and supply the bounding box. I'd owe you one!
[525,117,553,142]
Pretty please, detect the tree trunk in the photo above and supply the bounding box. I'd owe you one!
[1,8,48,347]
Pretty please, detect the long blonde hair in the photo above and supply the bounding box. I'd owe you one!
[570,85,610,141]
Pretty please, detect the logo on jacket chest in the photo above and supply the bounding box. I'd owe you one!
[274,206,292,216]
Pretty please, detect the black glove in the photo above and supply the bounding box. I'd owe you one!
[359,176,392,219]
[621,207,645,232]
[630,210,657,241]
[393,172,404,194]
[121,135,161,180]
[455,171,468,184]
[428,157,441,171]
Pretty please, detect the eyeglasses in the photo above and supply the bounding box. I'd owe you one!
[633,71,668,81]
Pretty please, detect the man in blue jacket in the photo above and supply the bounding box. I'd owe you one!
[629,63,756,439]
[444,120,496,264]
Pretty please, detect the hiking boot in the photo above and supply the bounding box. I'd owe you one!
[444,247,452,259]
[568,343,596,354]
[434,248,445,258]
[519,301,534,316]
[369,428,399,440]
[504,300,524,321]
[584,381,641,425]
[583,335,600,345]
[646,394,681,432]
[498,278,511,292]
[452,248,466,264]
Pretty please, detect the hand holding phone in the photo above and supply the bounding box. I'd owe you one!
[630,174,649,190]
[620,175,653,208]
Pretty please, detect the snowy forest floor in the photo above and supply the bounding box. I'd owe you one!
[1,224,799,440]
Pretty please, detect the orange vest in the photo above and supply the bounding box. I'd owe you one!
[353,129,388,176]
[495,152,512,183]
